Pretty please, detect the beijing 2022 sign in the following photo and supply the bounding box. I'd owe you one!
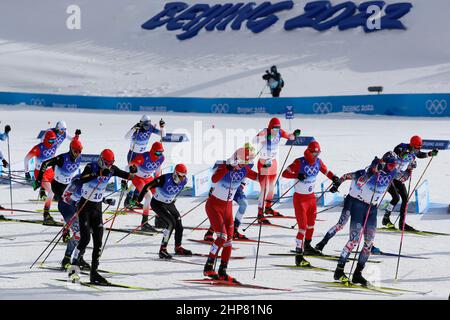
[141,1,413,40]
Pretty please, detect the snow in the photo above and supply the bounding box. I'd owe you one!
[0,106,449,299]
[1,0,450,97]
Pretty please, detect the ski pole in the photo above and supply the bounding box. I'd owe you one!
[253,177,268,279]
[243,180,300,232]
[395,157,433,280]
[348,174,380,279]
[6,133,13,214]
[31,179,102,269]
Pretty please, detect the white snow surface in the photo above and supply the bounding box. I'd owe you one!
[1,0,450,97]
[0,106,449,299]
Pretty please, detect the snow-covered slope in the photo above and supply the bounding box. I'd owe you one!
[0,0,450,97]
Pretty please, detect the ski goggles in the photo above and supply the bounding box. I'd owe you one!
[175,171,187,181]
[47,139,56,144]
[154,151,163,157]
[311,151,321,157]
[100,159,114,168]
[71,149,82,156]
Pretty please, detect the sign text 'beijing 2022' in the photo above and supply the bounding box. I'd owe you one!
[141,1,413,40]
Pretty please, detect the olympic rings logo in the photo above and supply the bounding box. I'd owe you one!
[139,132,150,139]
[313,102,332,114]
[30,98,45,106]
[66,163,79,172]
[167,185,182,193]
[145,161,159,170]
[42,149,56,157]
[304,165,319,176]
[378,175,391,186]
[116,102,132,111]
[211,103,229,114]
[425,99,447,115]
[231,171,245,182]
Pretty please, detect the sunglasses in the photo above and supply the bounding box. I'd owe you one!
[47,139,56,144]
[154,151,163,156]
[312,151,321,157]
[72,149,82,155]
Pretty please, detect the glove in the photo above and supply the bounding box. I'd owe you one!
[32,180,40,191]
[294,129,301,137]
[134,122,142,130]
[407,160,417,171]
[75,129,81,136]
[297,173,307,181]
[331,175,340,184]
[226,164,234,171]
[129,165,138,174]
[4,125,11,134]
[121,180,128,191]
[101,168,111,176]
[428,149,438,157]
[2,159,8,168]
[103,198,116,206]
[159,118,165,128]
[25,172,32,182]
[330,184,340,193]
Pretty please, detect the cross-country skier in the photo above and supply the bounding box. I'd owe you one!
[0,125,11,169]
[124,115,166,208]
[252,117,300,224]
[24,130,59,224]
[37,121,81,199]
[137,164,192,259]
[128,141,165,232]
[68,149,137,285]
[203,147,258,282]
[281,141,339,266]
[314,155,389,253]
[331,152,410,286]
[59,173,116,270]
[382,135,438,231]
[203,144,256,241]
[34,137,84,238]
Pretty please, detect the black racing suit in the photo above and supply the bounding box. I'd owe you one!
[386,144,430,225]
[72,164,131,272]
[138,176,184,248]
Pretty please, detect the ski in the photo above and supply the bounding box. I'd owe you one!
[186,253,245,260]
[244,216,325,222]
[241,222,294,230]
[377,227,450,236]
[106,227,156,236]
[0,216,64,227]
[304,280,399,295]
[187,239,239,250]
[272,264,333,272]
[183,279,291,291]
[55,279,157,291]
[268,252,381,264]
[0,208,45,214]
[335,250,429,260]
[54,279,105,291]
[188,238,279,246]
[152,257,203,266]
[183,226,211,231]
[40,264,136,276]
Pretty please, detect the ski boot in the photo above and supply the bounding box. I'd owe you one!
[314,240,326,253]
[233,227,248,240]
[159,246,172,259]
[90,269,109,285]
[352,264,369,287]
[78,256,91,271]
[371,246,381,255]
[295,248,311,267]
[39,188,47,200]
[382,207,395,228]
[218,263,238,283]
[203,258,219,280]
[257,208,271,224]
[67,264,80,283]
[61,255,71,270]
[398,217,416,232]
[175,245,192,256]
[141,215,157,232]
[304,240,323,256]
[203,229,214,242]
[334,264,349,284]
[123,191,133,209]
[42,211,56,226]
[265,207,283,217]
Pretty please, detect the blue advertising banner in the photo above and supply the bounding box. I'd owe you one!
[1,91,449,118]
